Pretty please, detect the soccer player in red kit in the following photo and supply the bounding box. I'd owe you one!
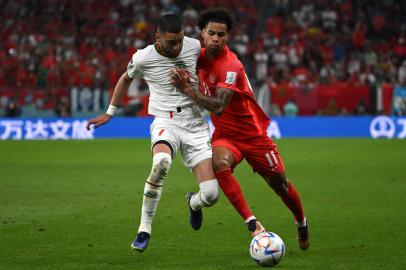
[171,7,309,250]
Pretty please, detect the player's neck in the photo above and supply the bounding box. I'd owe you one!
[206,47,226,60]
[154,43,172,58]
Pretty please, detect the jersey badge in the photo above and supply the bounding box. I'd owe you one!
[225,71,237,84]
[174,61,187,69]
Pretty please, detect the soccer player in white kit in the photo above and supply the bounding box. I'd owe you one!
[86,14,219,252]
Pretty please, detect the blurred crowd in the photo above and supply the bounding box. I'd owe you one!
[1,0,406,117]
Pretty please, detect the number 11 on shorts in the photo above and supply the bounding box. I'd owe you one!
[265,151,278,168]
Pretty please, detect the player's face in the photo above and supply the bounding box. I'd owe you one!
[156,31,184,58]
[202,22,228,57]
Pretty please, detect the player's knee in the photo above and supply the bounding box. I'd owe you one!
[148,152,172,186]
[212,156,231,172]
[154,152,172,175]
[200,180,219,206]
[201,188,219,206]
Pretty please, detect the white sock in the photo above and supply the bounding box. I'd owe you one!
[138,183,162,234]
[137,152,171,235]
[296,217,307,228]
[244,216,257,224]
[190,179,218,211]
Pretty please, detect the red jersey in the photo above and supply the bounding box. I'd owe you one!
[198,46,270,140]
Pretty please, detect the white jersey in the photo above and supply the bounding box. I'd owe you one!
[127,36,201,118]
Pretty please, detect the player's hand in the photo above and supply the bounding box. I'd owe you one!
[170,67,191,94]
[86,114,112,130]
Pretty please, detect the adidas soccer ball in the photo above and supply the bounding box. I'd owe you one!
[249,231,285,267]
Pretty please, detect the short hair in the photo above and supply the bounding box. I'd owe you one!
[157,14,183,34]
[198,7,234,32]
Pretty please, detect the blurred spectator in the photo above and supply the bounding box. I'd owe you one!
[254,47,269,82]
[4,100,22,117]
[269,103,282,116]
[398,61,406,86]
[55,96,71,117]
[283,98,298,117]
[354,99,369,116]
[392,86,406,116]
[0,0,404,117]
[254,80,271,115]
[79,86,93,113]
[360,66,377,86]
[392,96,406,116]
[324,98,338,116]
[319,63,336,85]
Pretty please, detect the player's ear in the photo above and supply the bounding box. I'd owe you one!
[155,32,160,42]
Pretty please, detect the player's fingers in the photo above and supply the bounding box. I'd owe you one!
[86,121,94,130]
[170,70,178,80]
[172,72,181,82]
[171,67,181,75]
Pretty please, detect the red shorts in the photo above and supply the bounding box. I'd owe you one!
[211,135,285,176]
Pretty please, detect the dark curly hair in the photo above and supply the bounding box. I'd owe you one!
[198,7,234,32]
[157,14,183,33]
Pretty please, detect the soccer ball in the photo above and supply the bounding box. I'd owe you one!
[249,231,285,267]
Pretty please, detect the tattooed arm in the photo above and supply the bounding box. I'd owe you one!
[171,67,234,115]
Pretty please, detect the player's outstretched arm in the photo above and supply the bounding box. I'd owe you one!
[171,67,234,115]
[86,114,112,130]
[86,72,133,130]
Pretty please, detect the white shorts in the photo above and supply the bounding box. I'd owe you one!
[150,116,212,170]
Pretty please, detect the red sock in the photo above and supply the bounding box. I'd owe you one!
[216,169,253,221]
[279,182,305,223]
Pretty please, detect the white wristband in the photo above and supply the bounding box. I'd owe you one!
[106,104,118,116]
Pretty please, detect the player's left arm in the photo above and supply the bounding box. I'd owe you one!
[171,67,233,115]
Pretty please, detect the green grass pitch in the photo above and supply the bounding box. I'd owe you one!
[1,139,405,269]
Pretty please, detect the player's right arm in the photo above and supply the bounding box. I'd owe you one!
[86,72,133,130]
[87,49,144,130]
[171,67,234,115]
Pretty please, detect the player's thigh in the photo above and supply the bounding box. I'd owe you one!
[180,119,213,172]
[243,137,286,176]
[212,138,243,171]
[150,118,180,158]
[192,158,216,182]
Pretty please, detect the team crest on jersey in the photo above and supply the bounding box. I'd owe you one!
[225,71,237,84]
[209,73,216,84]
[174,61,187,69]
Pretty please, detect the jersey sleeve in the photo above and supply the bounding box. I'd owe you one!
[127,51,144,79]
[216,60,244,93]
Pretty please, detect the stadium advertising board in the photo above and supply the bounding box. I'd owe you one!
[0,116,405,140]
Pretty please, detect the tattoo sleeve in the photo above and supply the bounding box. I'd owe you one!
[187,87,234,115]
